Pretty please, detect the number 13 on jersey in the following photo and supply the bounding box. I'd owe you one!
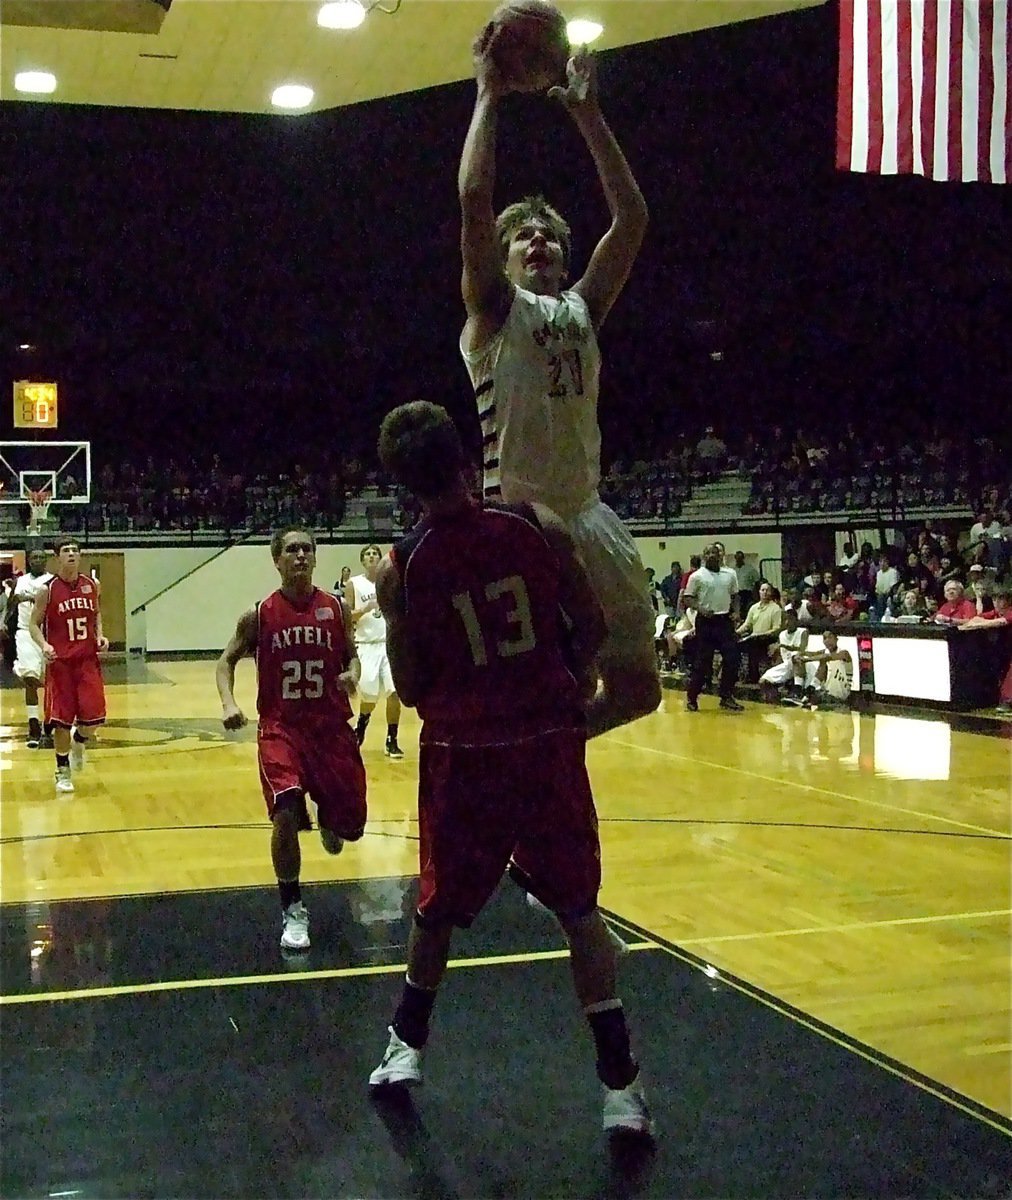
[451,575,536,666]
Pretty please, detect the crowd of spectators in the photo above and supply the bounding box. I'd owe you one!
[592,426,1007,523]
[10,423,1009,538]
[653,519,1012,710]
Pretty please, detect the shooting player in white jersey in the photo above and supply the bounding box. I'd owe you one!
[457,32,660,739]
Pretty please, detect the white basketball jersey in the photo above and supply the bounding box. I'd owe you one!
[13,572,53,632]
[350,574,386,645]
[460,286,602,522]
[826,657,853,695]
[778,626,806,662]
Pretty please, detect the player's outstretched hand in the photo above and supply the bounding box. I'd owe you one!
[473,20,515,99]
[548,47,597,110]
[337,670,358,697]
[222,703,247,731]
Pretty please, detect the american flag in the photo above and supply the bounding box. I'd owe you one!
[837,0,1010,183]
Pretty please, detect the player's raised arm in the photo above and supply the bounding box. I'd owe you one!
[530,501,606,680]
[554,50,649,331]
[375,556,424,709]
[216,607,257,729]
[459,23,515,338]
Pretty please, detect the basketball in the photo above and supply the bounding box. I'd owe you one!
[489,0,570,93]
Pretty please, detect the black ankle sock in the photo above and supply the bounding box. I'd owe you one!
[278,879,301,910]
[392,979,436,1049]
[587,1002,638,1090]
[356,713,371,733]
[73,730,87,744]
[56,753,70,768]
[386,724,398,742]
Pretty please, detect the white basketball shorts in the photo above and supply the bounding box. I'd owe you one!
[357,641,394,702]
[14,630,45,682]
[568,501,655,666]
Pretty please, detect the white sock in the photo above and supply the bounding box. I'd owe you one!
[26,705,40,722]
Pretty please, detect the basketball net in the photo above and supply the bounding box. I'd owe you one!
[27,489,51,533]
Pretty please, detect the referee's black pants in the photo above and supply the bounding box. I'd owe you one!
[688,614,740,702]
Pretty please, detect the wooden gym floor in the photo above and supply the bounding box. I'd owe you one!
[1,656,1010,1197]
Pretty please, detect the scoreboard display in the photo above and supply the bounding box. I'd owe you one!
[13,381,59,429]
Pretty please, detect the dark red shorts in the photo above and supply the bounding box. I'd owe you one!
[257,720,366,839]
[45,656,106,729]
[416,725,601,927]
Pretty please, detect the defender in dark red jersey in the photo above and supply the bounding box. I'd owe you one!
[367,401,653,1140]
[29,538,108,794]
[216,527,366,953]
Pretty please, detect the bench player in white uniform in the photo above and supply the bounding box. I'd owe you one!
[458,35,659,738]
[795,630,854,707]
[759,608,809,702]
[348,545,404,758]
[10,549,54,748]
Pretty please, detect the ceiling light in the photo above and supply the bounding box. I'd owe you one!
[14,71,57,94]
[271,84,314,110]
[567,19,604,46]
[318,1,367,29]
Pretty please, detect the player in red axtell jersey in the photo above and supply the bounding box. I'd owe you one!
[29,538,108,795]
[366,401,653,1140]
[216,527,366,953]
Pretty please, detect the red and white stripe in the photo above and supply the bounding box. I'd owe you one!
[837,0,1010,183]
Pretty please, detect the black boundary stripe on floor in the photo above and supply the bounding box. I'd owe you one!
[1,877,1008,1140]
[601,906,1012,1139]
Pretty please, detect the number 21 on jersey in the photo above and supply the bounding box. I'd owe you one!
[451,575,536,667]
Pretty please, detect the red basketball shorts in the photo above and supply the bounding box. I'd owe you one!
[44,656,106,728]
[416,725,601,927]
[257,720,366,840]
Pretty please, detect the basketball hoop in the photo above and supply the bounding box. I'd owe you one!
[27,488,51,533]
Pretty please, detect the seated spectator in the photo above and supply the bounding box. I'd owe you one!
[792,630,854,709]
[733,551,761,613]
[736,581,783,682]
[801,561,822,589]
[659,561,683,617]
[901,551,934,592]
[838,541,860,569]
[826,582,858,623]
[969,508,1002,552]
[967,564,996,615]
[664,608,697,676]
[758,608,809,703]
[934,580,976,626]
[882,589,929,623]
[958,589,1011,630]
[874,551,901,619]
[695,427,727,476]
[919,545,941,576]
[797,588,829,626]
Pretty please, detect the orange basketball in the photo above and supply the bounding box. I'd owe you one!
[489,0,570,94]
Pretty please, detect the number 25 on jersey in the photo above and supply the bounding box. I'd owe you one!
[451,575,536,667]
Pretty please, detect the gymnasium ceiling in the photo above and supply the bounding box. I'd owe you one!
[0,0,826,115]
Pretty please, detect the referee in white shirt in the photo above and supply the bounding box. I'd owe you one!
[682,543,744,712]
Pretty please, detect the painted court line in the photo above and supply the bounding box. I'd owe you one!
[671,908,1011,945]
[0,942,657,1006]
[606,739,1010,838]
